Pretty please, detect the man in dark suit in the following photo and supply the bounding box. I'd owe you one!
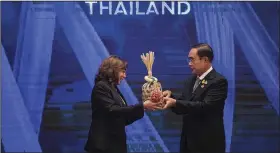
[162,43,228,153]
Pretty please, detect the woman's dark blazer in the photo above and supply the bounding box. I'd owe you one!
[84,80,144,153]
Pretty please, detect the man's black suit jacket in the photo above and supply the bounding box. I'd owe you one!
[84,80,144,153]
[171,69,228,153]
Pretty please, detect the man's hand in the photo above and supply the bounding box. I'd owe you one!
[162,90,171,98]
[143,100,162,111]
[162,97,176,109]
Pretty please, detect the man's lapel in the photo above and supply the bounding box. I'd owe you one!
[190,69,216,100]
[188,75,198,100]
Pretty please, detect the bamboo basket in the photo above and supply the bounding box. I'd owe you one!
[141,51,163,104]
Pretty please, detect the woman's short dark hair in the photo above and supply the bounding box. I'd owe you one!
[95,55,127,84]
[191,43,214,62]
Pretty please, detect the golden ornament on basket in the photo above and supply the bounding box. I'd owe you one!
[141,51,163,107]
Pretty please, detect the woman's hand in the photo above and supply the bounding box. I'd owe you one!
[143,100,162,111]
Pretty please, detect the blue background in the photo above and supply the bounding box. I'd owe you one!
[1,1,279,153]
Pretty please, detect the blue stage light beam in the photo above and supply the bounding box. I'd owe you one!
[193,2,236,152]
[225,2,279,115]
[1,45,42,152]
[12,3,56,134]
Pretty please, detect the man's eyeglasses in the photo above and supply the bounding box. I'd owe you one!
[187,58,201,63]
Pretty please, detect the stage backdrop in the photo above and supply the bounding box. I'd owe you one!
[1,1,279,153]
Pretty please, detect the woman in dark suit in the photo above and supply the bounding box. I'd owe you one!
[84,56,159,153]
